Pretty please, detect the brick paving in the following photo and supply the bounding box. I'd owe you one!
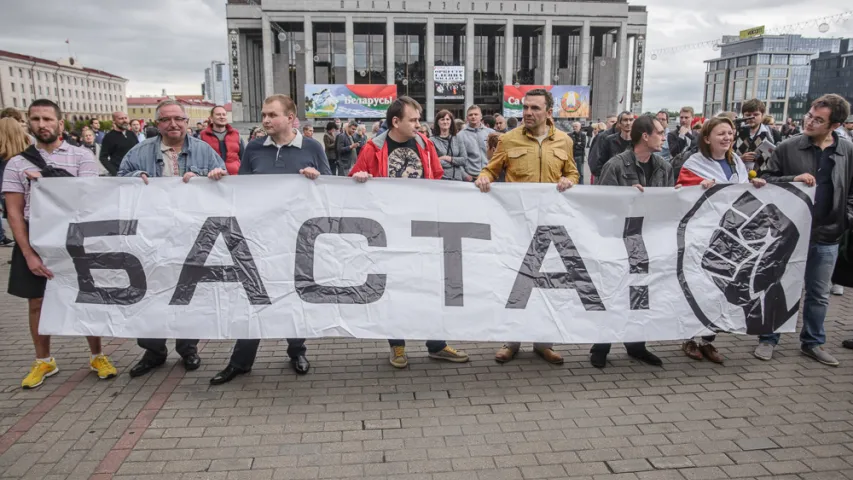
[0,245,851,480]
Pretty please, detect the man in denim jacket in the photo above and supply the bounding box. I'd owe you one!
[119,99,227,378]
[119,100,226,182]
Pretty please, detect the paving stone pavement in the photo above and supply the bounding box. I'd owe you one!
[0,245,851,480]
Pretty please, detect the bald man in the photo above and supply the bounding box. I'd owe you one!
[99,111,139,175]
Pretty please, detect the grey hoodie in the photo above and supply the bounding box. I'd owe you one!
[457,124,495,178]
[432,134,469,181]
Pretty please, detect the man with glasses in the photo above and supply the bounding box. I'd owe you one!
[590,115,673,368]
[736,99,776,173]
[118,99,227,378]
[100,111,138,176]
[757,94,853,367]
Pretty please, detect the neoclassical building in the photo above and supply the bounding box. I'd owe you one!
[226,0,648,122]
[0,49,127,122]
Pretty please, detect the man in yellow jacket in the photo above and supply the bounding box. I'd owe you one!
[475,88,579,365]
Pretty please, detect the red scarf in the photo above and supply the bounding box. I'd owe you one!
[199,124,241,175]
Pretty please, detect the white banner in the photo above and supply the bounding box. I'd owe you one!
[30,177,814,343]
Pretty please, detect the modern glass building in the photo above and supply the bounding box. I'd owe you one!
[808,39,853,106]
[703,35,840,121]
[226,0,648,122]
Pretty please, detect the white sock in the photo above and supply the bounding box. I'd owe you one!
[697,338,709,346]
[91,353,102,361]
[37,356,53,363]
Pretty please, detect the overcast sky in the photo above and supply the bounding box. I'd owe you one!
[1,0,850,114]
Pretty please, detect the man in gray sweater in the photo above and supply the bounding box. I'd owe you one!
[457,105,495,180]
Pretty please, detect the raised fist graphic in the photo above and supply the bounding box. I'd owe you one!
[701,191,800,334]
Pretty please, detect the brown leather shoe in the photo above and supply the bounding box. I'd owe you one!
[682,340,703,361]
[495,345,517,363]
[534,347,564,365]
[698,343,723,364]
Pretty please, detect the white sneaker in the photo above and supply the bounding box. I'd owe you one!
[831,284,844,295]
[753,342,775,361]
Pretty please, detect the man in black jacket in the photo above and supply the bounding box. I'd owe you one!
[756,94,852,367]
[569,121,587,184]
[589,111,633,180]
[667,106,696,158]
[99,111,138,175]
[591,115,672,368]
[335,121,359,176]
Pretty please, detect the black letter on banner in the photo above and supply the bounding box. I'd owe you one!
[295,217,387,304]
[170,217,270,305]
[506,225,604,310]
[622,217,650,310]
[66,220,147,305]
[411,221,491,306]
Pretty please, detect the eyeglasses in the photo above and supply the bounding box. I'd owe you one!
[804,112,827,126]
[157,116,189,124]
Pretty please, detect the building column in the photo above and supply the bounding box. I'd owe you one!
[386,17,395,85]
[504,19,514,86]
[616,21,628,112]
[542,20,553,86]
[579,20,590,86]
[304,17,314,85]
[345,17,355,84]
[261,16,274,97]
[464,18,475,108]
[426,17,435,122]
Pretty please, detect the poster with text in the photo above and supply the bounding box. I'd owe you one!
[503,85,591,119]
[434,66,465,100]
[305,84,397,118]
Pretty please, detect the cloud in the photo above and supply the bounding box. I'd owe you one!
[0,0,227,96]
[1,0,849,113]
[641,0,853,113]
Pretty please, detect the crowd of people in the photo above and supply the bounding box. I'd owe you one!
[1,89,853,390]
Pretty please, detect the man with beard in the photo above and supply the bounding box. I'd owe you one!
[589,111,634,180]
[494,114,508,133]
[198,105,245,175]
[118,99,227,378]
[3,99,118,389]
[99,111,138,176]
[349,96,469,368]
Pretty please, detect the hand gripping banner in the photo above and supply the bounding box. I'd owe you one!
[29,177,814,343]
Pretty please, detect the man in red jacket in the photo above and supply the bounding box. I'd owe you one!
[349,96,468,368]
[199,105,244,175]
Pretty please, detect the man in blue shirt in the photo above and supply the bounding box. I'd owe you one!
[211,94,330,385]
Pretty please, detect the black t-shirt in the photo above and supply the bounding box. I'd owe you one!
[637,159,654,184]
[386,136,423,178]
[813,141,837,225]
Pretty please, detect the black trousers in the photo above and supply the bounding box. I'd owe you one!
[388,339,447,353]
[138,338,199,362]
[229,339,306,371]
[590,341,647,355]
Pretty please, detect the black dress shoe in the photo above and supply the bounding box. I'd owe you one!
[842,339,853,350]
[129,357,165,378]
[590,351,607,368]
[627,348,663,366]
[182,353,201,371]
[210,365,248,385]
[291,355,310,375]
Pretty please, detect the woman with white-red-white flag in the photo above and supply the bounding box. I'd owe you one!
[676,116,767,364]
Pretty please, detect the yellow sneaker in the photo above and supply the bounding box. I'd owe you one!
[390,346,408,368]
[90,354,117,379]
[22,359,59,389]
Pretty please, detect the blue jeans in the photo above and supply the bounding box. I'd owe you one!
[759,242,838,349]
